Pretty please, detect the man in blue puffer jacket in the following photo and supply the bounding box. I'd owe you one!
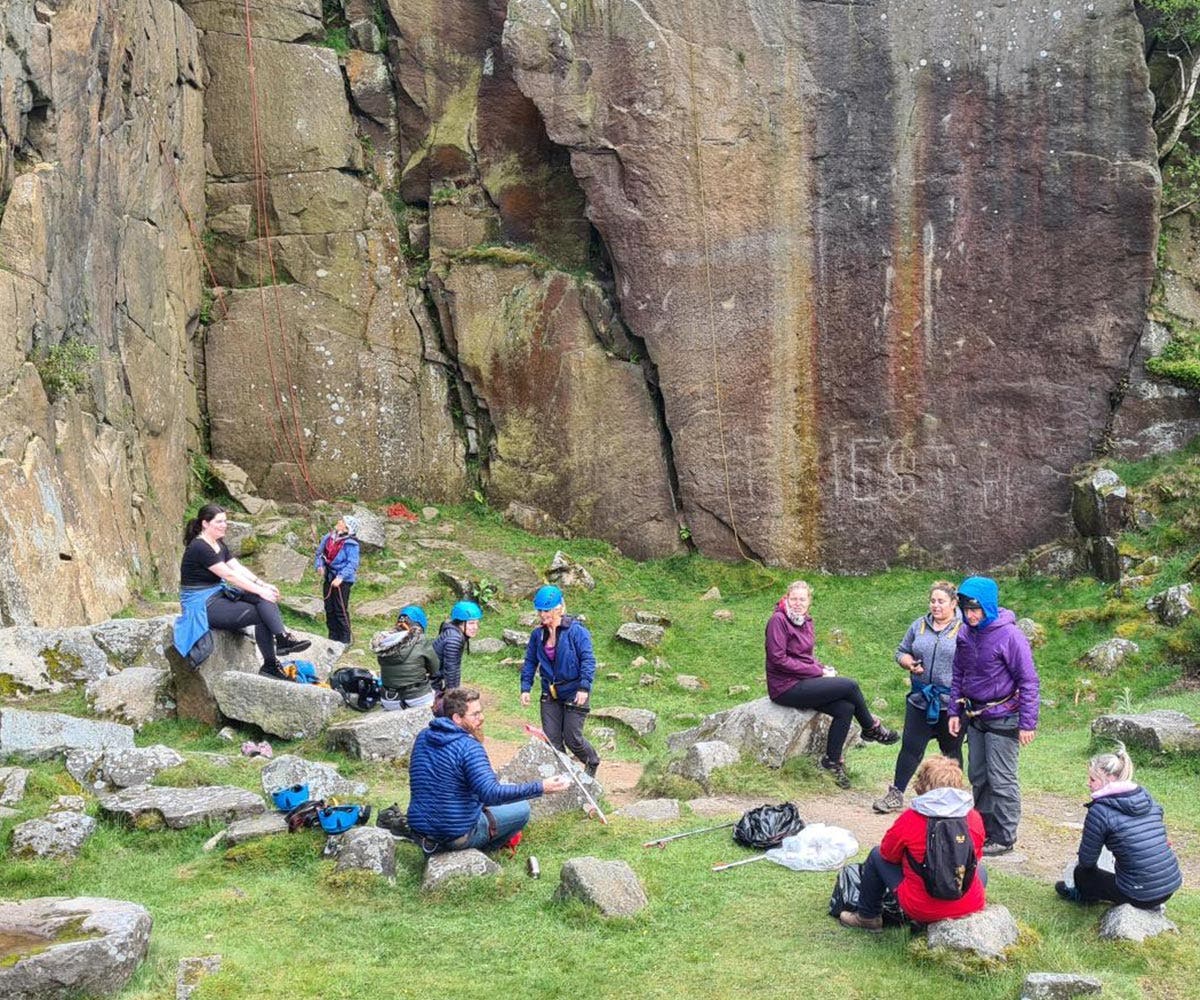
[948,576,1040,856]
[407,687,569,851]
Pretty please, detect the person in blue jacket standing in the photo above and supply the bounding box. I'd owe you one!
[1056,745,1182,909]
[520,585,601,777]
[314,515,360,644]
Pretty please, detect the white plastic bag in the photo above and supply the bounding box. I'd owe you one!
[766,823,859,871]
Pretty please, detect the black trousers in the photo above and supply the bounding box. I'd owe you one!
[1073,865,1173,909]
[323,572,353,644]
[772,676,875,761]
[206,591,285,665]
[540,696,599,767]
[892,700,963,792]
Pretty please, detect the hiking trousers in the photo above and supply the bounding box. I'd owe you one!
[772,676,875,761]
[323,571,353,644]
[461,801,530,852]
[205,591,285,666]
[1072,865,1173,909]
[540,696,600,768]
[966,714,1021,846]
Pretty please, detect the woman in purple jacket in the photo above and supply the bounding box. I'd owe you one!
[766,580,898,788]
[948,576,1039,856]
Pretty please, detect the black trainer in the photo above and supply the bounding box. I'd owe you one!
[819,756,851,789]
[259,661,288,681]
[1055,880,1083,902]
[585,761,599,779]
[276,632,312,655]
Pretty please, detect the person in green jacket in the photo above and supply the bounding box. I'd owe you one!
[372,604,441,710]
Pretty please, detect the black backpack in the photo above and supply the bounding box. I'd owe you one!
[330,667,381,712]
[733,803,805,849]
[904,816,977,900]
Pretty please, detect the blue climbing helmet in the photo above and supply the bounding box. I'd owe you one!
[397,604,428,631]
[271,783,310,812]
[533,585,564,611]
[451,600,483,622]
[317,804,370,835]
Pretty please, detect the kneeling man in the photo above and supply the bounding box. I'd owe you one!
[407,686,569,851]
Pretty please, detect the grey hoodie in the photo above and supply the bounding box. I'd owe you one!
[910,786,974,818]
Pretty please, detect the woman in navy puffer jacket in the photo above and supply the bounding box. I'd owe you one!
[1056,745,1182,909]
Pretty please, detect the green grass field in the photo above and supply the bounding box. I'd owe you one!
[4,450,1200,999]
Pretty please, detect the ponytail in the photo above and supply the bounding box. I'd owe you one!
[184,503,225,545]
[1089,743,1133,783]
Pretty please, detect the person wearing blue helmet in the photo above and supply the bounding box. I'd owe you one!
[433,600,483,691]
[948,576,1040,856]
[372,604,442,710]
[520,584,601,777]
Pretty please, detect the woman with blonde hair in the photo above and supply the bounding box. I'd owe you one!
[766,579,897,789]
[1056,745,1182,909]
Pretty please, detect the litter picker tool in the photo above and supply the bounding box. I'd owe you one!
[711,854,770,872]
[643,821,736,849]
[523,723,608,825]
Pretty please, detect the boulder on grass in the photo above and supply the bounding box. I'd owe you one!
[98,785,265,830]
[0,765,29,805]
[1020,972,1103,1000]
[166,630,262,726]
[203,813,289,851]
[1146,584,1192,626]
[65,745,185,790]
[668,740,739,788]
[325,707,431,761]
[0,896,152,1000]
[616,623,665,648]
[497,740,602,820]
[211,672,344,740]
[421,849,500,892]
[555,856,648,917]
[667,698,841,768]
[1098,903,1178,941]
[616,799,680,822]
[326,826,396,878]
[86,667,174,729]
[11,811,97,859]
[1090,710,1200,754]
[925,904,1019,959]
[1079,638,1139,675]
[592,706,657,736]
[0,625,111,696]
[260,754,367,801]
[0,708,133,761]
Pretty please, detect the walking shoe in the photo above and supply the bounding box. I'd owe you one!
[584,761,599,779]
[276,632,312,655]
[872,785,904,814]
[259,661,289,681]
[819,756,852,789]
[982,840,1014,856]
[1055,881,1083,903]
[861,718,900,745]
[838,911,883,933]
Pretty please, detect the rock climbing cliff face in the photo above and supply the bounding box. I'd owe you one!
[0,1,203,625]
[0,0,1176,616]
[503,0,1160,568]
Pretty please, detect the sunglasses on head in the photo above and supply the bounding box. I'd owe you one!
[959,597,983,611]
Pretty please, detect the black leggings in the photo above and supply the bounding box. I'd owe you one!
[1073,865,1173,909]
[892,699,964,791]
[323,571,353,644]
[772,676,875,761]
[206,592,286,666]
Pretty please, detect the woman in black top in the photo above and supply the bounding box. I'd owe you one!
[180,503,310,676]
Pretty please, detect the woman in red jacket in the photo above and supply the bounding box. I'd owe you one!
[839,756,987,930]
[766,580,897,788]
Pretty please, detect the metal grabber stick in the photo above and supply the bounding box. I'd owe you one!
[523,723,608,824]
[643,821,736,849]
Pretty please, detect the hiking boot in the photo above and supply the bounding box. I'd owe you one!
[838,911,883,933]
[584,761,599,779]
[259,661,288,681]
[872,785,904,814]
[819,756,851,789]
[356,804,372,826]
[276,632,312,655]
[1055,881,1083,903]
[861,718,899,745]
[982,840,1014,857]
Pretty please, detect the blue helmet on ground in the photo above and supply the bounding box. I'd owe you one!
[451,600,483,622]
[272,783,310,812]
[317,804,369,835]
[397,604,428,630]
[533,585,564,611]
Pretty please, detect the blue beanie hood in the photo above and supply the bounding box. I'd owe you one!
[957,576,1000,628]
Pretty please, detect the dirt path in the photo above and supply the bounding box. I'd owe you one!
[480,731,1200,885]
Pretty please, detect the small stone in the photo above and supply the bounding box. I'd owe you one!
[0,766,30,805]
[1098,902,1178,941]
[634,610,672,627]
[1079,637,1139,675]
[676,674,704,691]
[713,609,734,622]
[502,628,528,646]
[11,811,97,858]
[472,637,505,654]
[54,795,86,812]
[1147,584,1192,626]
[727,684,750,696]
[327,826,397,878]
[1019,972,1103,1000]
[555,856,648,916]
[926,903,1019,959]
[591,725,617,752]
[699,587,721,601]
[668,739,739,786]
[176,955,223,1000]
[422,506,440,520]
[639,673,658,686]
[422,849,500,891]
[1016,618,1047,647]
[630,656,648,668]
[546,551,596,590]
[616,622,665,648]
[827,628,848,646]
[518,612,539,627]
[217,727,238,742]
[605,672,622,680]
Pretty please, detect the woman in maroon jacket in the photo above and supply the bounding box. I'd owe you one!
[766,580,898,787]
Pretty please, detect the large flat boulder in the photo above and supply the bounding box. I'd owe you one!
[260,754,367,801]
[421,849,500,892]
[166,629,263,726]
[11,811,97,860]
[211,672,345,740]
[1090,710,1200,754]
[85,667,174,729]
[496,739,602,820]
[325,707,431,761]
[98,785,266,830]
[65,745,185,791]
[88,617,174,668]
[0,626,111,696]
[926,904,1019,959]
[0,709,133,761]
[0,896,152,1000]
[666,698,841,768]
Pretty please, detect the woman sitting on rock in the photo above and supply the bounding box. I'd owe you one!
[433,600,483,691]
[372,605,442,710]
[1055,744,1182,910]
[765,579,897,788]
[173,503,310,677]
[839,756,987,932]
